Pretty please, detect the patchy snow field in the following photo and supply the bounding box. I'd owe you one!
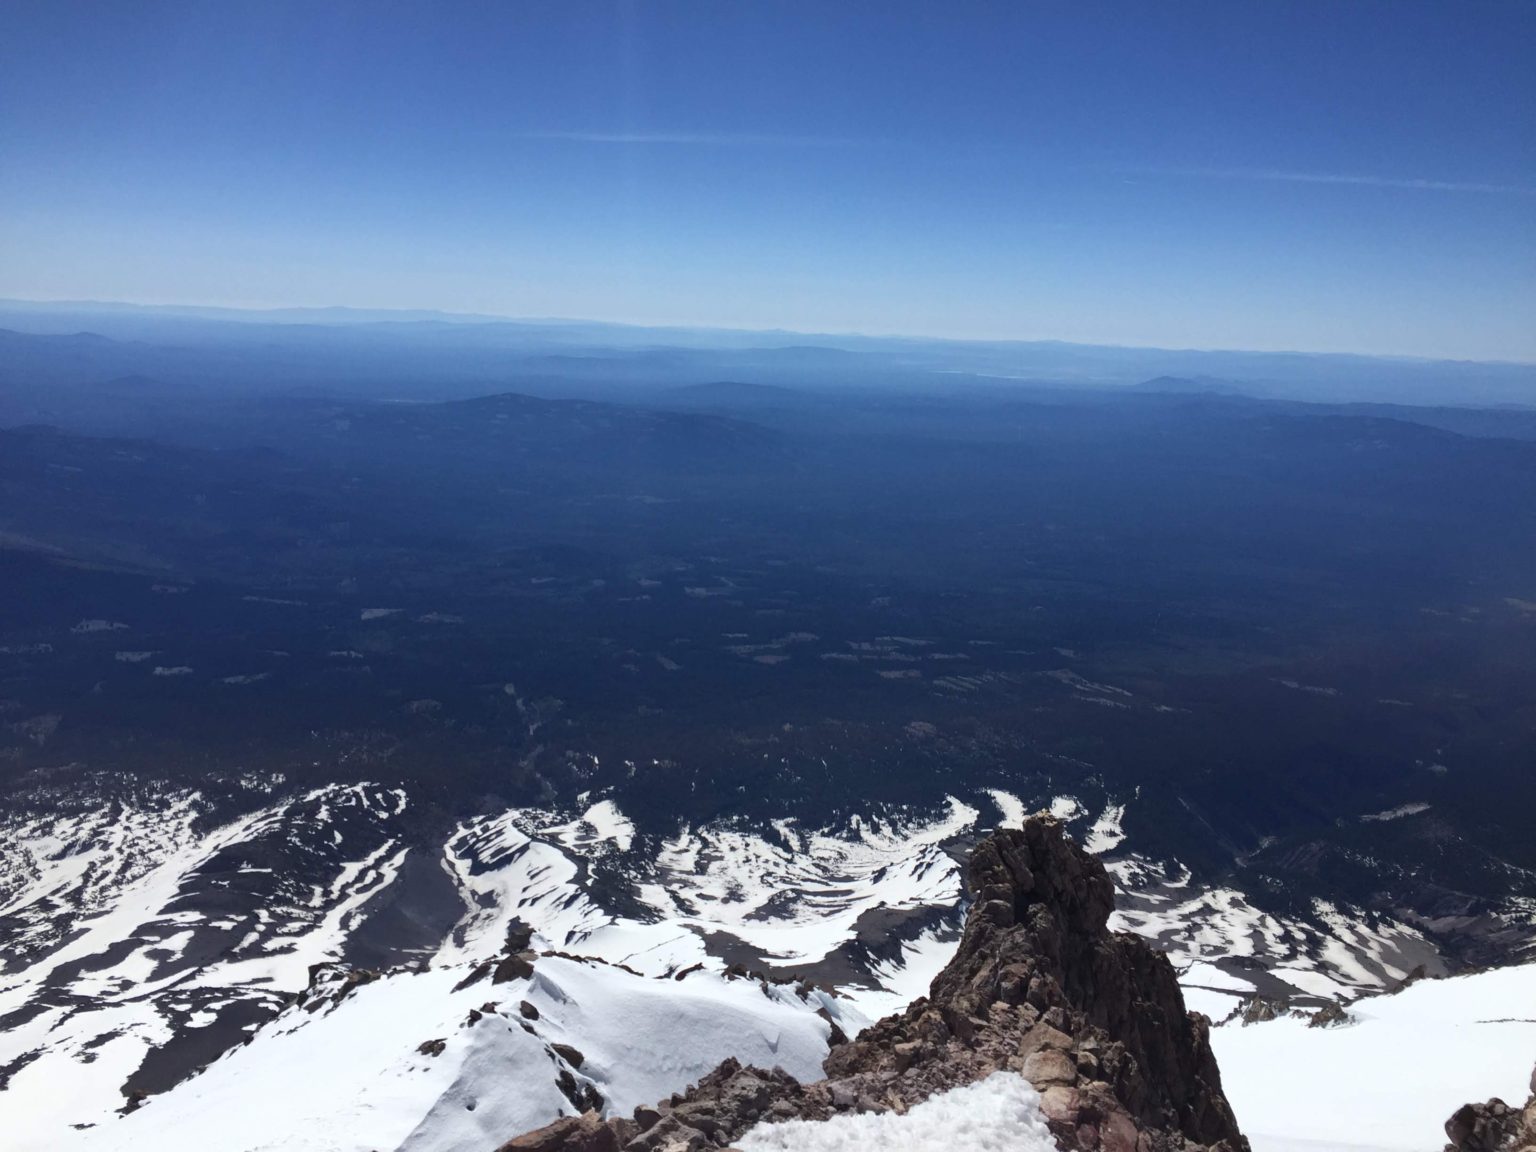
[1,779,1527,1152]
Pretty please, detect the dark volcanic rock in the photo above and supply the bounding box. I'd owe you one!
[497,816,1249,1152]
[1444,1063,1536,1151]
[492,953,536,985]
[551,1043,586,1069]
[1306,1002,1349,1029]
[500,1111,634,1151]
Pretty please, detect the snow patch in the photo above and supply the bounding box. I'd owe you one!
[1083,801,1126,854]
[985,789,1027,830]
[1360,802,1431,823]
[1049,795,1086,822]
[738,1071,1056,1152]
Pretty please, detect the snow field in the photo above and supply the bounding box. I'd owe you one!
[58,955,842,1152]
[1214,961,1536,1152]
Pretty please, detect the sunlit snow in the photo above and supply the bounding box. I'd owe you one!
[738,1071,1057,1152]
[1215,961,1536,1151]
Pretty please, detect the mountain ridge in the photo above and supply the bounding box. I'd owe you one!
[502,815,1248,1152]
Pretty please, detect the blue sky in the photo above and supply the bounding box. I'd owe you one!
[1,1,1532,359]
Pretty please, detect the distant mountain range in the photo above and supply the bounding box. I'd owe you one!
[2,299,1534,408]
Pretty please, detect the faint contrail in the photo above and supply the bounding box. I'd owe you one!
[513,130,862,148]
[1159,166,1535,195]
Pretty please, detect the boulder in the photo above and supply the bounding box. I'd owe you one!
[1444,1063,1536,1151]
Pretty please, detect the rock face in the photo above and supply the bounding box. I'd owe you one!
[1444,1064,1536,1152]
[498,816,1249,1152]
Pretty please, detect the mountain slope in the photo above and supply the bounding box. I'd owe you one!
[502,815,1248,1152]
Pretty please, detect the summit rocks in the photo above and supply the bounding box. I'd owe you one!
[499,815,1249,1152]
[1444,1063,1536,1152]
[814,817,1248,1150]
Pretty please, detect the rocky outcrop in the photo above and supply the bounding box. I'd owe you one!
[498,816,1249,1152]
[500,1061,812,1152]
[1444,1064,1536,1152]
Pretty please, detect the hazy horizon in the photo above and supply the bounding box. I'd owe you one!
[3,295,1534,368]
[2,2,1533,362]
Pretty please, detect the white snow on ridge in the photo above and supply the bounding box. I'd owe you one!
[513,956,839,1117]
[1179,960,1258,993]
[1049,794,1086,822]
[986,790,1093,836]
[435,809,615,965]
[1083,801,1127,854]
[9,776,980,1151]
[0,790,203,927]
[37,954,844,1152]
[435,807,710,976]
[0,793,276,1013]
[739,1071,1057,1152]
[541,798,637,853]
[1215,961,1536,1152]
[985,788,1027,829]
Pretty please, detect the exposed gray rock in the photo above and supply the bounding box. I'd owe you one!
[1306,1002,1350,1029]
[1239,997,1286,1026]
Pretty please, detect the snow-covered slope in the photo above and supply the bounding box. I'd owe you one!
[1212,961,1536,1152]
[42,954,847,1152]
